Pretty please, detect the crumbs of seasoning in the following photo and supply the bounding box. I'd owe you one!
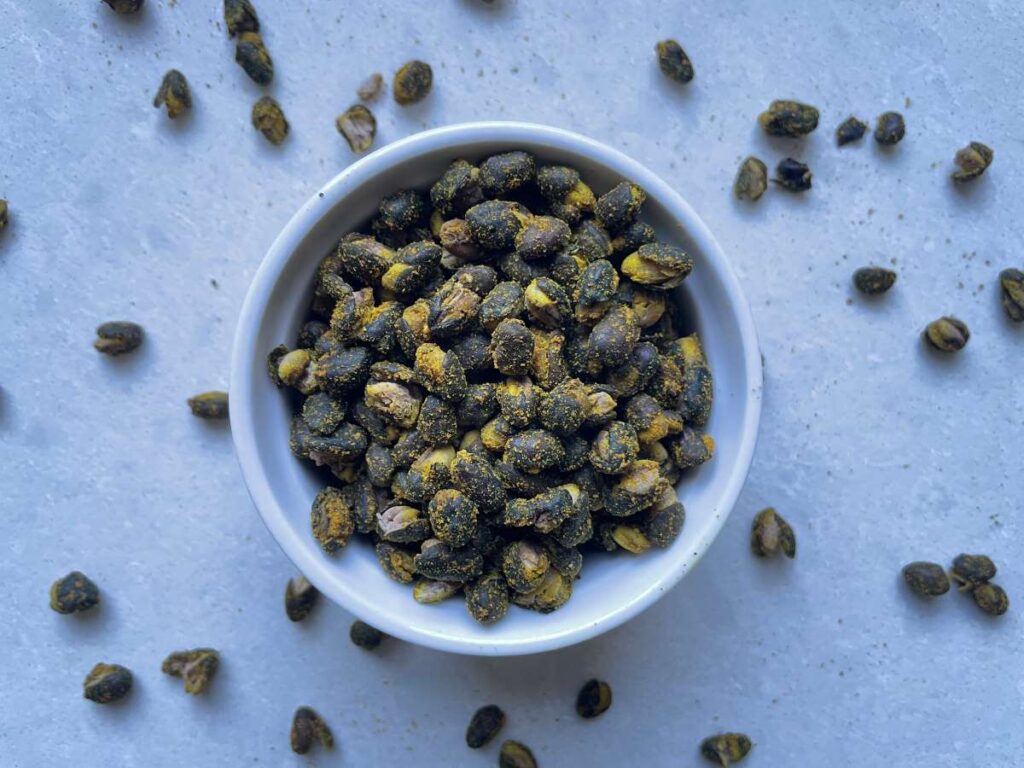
[465,704,506,749]
[187,391,229,419]
[758,100,819,137]
[235,31,273,85]
[972,582,1009,616]
[750,507,795,559]
[103,0,143,13]
[251,96,288,145]
[349,620,385,649]
[853,267,897,295]
[223,0,259,36]
[393,60,433,105]
[576,679,613,719]
[901,562,950,597]
[772,158,812,192]
[290,706,334,754]
[94,321,144,356]
[874,111,906,145]
[951,142,994,183]
[50,571,100,614]
[83,663,133,704]
[923,316,969,352]
[499,740,538,768]
[998,269,1024,322]
[153,70,192,119]
[733,156,767,201]
[655,39,694,83]
[336,105,376,153]
[835,116,868,146]
[161,648,220,694]
[284,575,319,621]
[357,72,384,101]
[700,733,752,766]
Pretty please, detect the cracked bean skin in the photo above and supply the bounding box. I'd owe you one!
[576,678,613,718]
[375,542,416,583]
[501,540,550,593]
[511,567,572,613]
[414,538,484,582]
[499,740,538,768]
[285,575,319,621]
[772,158,812,192]
[750,507,795,559]
[700,732,752,766]
[951,141,993,183]
[161,648,220,694]
[337,105,376,153]
[950,554,996,591]
[94,321,144,356]
[153,70,191,119]
[83,663,133,704]
[644,487,685,547]
[290,706,334,754]
[413,578,460,604]
[923,316,969,352]
[621,243,692,289]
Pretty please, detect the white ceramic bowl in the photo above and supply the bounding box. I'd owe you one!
[230,122,762,656]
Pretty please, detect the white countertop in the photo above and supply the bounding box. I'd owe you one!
[2,1,1022,765]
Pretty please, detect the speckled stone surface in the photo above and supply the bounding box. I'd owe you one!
[2,1,1022,765]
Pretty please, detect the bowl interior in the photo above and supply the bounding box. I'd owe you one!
[232,124,761,655]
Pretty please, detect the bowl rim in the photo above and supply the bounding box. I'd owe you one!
[230,121,762,656]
